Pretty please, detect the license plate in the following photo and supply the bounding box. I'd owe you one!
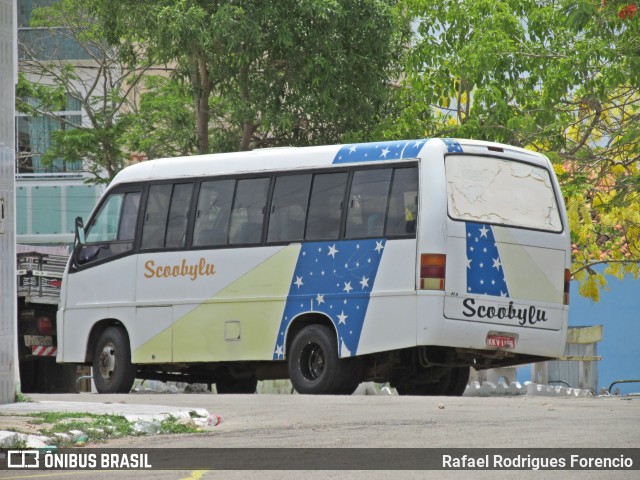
[486,334,516,349]
[24,335,53,347]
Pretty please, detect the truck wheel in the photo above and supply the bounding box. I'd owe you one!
[18,360,37,393]
[19,359,77,393]
[45,361,78,393]
[288,324,357,394]
[92,327,136,393]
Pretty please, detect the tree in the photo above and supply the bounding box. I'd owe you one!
[388,0,640,300]
[95,0,409,154]
[17,0,155,183]
[122,75,197,160]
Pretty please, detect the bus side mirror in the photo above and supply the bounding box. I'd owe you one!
[75,216,86,246]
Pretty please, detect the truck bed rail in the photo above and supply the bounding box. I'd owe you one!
[17,252,68,303]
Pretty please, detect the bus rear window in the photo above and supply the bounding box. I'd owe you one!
[445,155,562,232]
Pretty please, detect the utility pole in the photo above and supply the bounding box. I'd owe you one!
[0,0,17,403]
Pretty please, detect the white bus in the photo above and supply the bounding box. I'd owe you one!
[57,138,571,395]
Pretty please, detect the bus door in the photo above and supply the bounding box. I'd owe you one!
[133,182,196,364]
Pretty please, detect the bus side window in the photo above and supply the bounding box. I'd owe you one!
[193,179,235,247]
[140,183,194,250]
[267,174,312,243]
[305,172,348,241]
[141,184,172,250]
[346,169,392,239]
[165,183,193,248]
[385,167,418,236]
[229,178,269,245]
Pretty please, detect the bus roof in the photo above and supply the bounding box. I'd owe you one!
[110,138,548,187]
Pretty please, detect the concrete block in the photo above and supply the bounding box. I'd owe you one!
[192,408,210,418]
[525,381,544,395]
[53,432,71,442]
[478,381,496,396]
[0,431,23,448]
[495,381,510,395]
[379,386,395,395]
[26,436,49,448]
[463,381,481,396]
[68,430,84,441]
[509,381,524,395]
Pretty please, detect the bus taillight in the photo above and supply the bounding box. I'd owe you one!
[564,269,571,305]
[420,254,445,290]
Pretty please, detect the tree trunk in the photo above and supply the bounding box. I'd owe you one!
[192,54,212,155]
[238,65,254,151]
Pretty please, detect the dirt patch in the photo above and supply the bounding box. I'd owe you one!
[0,414,47,435]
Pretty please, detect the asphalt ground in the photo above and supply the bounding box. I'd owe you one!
[1,393,639,480]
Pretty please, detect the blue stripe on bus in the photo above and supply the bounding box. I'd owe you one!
[273,238,386,359]
[465,223,510,298]
[442,138,463,153]
[332,140,427,164]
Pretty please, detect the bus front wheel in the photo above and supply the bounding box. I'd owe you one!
[288,324,361,395]
[92,327,136,394]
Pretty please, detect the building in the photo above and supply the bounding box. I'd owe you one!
[17,0,102,246]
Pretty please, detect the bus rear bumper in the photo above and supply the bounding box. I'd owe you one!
[417,294,568,360]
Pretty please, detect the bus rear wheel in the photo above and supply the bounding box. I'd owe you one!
[215,377,258,394]
[446,367,470,396]
[92,327,136,393]
[396,367,469,396]
[288,324,361,395]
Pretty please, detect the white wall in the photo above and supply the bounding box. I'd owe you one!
[0,0,16,403]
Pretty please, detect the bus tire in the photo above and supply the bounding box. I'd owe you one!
[396,369,453,396]
[289,324,351,395]
[335,357,365,395]
[215,378,258,394]
[92,327,136,394]
[445,367,470,396]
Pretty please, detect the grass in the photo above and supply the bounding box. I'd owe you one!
[34,412,133,441]
[23,412,203,446]
[15,392,33,403]
[6,438,28,449]
[159,416,199,434]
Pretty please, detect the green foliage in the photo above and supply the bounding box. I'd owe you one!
[33,412,133,441]
[393,0,640,300]
[14,391,33,403]
[96,0,410,153]
[159,416,200,434]
[121,76,197,159]
[6,438,28,449]
[16,74,68,114]
[22,0,408,179]
[29,412,201,445]
[18,0,154,183]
